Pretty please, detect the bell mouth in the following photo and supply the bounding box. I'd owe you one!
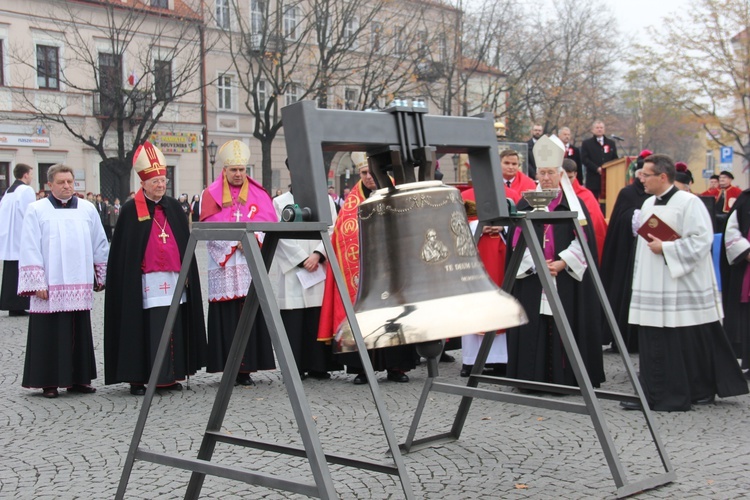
[334,289,528,353]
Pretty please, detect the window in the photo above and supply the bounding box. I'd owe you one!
[0,41,4,86]
[151,0,169,8]
[98,52,122,115]
[217,74,233,110]
[36,45,59,90]
[0,162,9,195]
[370,22,382,53]
[38,163,55,188]
[165,165,175,198]
[257,80,266,109]
[417,30,427,59]
[216,0,230,29]
[285,83,298,107]
[345,17,358,49]
[154,60,172,100]
[345,88,357,110]
[394,26,404,56]
[438,35,447,62]
[251,0,265,34]
[284,5,299,40]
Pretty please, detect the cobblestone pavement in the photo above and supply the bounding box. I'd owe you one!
[1,251,749,499]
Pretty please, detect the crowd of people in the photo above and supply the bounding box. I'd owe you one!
[0,126,748,413]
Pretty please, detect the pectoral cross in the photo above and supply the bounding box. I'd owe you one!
[233,208,242,222]
[158,229,169,244]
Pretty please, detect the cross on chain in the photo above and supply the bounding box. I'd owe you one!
[233,208,242,222]
[158,229,169,244]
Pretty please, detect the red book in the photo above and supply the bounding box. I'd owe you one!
[637,214,680,242]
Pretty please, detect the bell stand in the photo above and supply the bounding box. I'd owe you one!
[115,221,414,499]
[400,209,676,498]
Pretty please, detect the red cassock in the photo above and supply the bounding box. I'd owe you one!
[572,179,607,264]
[507,171,537,194]
[459,187,513,287]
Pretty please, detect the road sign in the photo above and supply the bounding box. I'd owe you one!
[720,146,733,169]
[702,169,714,179]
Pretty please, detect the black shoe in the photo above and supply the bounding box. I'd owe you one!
[307,371,331,380]
[67,384,96,394]
[353,373,368,385]
[460,364,473,377]
[693,395,715,405]
[387,371,409,383]
[42,387,58,398]
[160,383,183,391]
[619,400,643,411]
[9,310,29,317]
[439,352,456,363]
[236,374,255,386]
[130,384,146,396]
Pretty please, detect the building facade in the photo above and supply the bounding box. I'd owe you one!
[0,0,505,200]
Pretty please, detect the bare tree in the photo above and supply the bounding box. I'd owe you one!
[631,0,750,165]
[6,1,207,200]
[215,0,451,191]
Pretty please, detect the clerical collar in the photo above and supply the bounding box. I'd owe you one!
[654,185,677,206]
[48,194,78,209]
[144,193,163,204]
[6,179,25,194]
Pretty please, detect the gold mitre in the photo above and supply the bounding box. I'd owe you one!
[217,140,251,167]
[351,151,368,170]
[134,141,167,181]
[533,135,565,170]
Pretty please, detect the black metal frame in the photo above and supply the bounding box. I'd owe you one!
[400,210,676,498]
[114,223,414,499]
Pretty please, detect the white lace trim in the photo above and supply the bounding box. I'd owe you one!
[30,283,94,313]
[18,265,46,294]
[95,263,107,287]
[208,263,252,302]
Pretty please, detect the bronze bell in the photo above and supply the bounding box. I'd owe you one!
[334,181,528,353]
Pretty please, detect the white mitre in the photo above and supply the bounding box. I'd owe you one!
[533,135,586,223]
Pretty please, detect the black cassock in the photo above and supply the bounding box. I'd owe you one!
[104,196,207,386]
[721,188,750,371]
[599,180,649,352]
[506,196,605,388]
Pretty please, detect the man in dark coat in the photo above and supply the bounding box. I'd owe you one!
[104,142,206,395]
[721,188,750,375]
[525,123,543,179]
[599,168,650,352]
[557,127,583,184]
[580,120,618,205]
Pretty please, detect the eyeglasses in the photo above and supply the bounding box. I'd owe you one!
[147,178,170,185]
[640,172,661,179]
[536,170,559,178]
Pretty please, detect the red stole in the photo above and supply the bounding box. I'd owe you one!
[318,181,368,342]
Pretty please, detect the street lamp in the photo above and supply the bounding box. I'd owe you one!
[208,140,218,180]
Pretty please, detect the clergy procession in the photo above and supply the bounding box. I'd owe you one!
[0,131,747,412]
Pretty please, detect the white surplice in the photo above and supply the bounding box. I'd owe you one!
[629,190,722,328]
[0,183,36,261]
[18,198,109,313]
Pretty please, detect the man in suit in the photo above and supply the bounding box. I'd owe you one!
[557,127,582,184]
[525,124,543,179]
[580,121,618,206]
